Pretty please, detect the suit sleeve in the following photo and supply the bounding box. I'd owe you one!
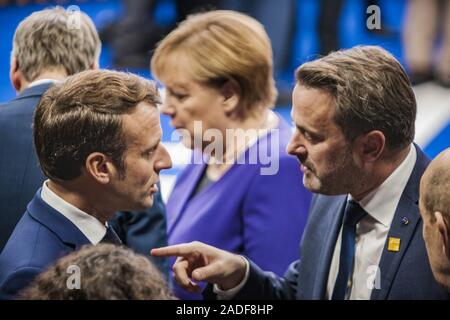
[240,156,311,276]
[203,259,300,300]
[0,266,42,300]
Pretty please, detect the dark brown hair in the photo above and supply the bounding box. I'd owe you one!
[34,69,160,180]
[296,46,416,151]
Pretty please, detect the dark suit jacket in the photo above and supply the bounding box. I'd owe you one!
[0,83,50,250]
[207,145,450,300]
[0,83,169,274]
[0,189,91,299]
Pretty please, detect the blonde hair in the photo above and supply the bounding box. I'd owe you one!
[151,10,277,119]
[12,6,101,81]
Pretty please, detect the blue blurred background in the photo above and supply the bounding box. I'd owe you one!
[0,0,448,200]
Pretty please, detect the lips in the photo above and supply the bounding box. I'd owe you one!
[300,163,313,174]
[149,183,159,194]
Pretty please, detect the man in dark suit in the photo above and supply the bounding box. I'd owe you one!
[0,70,172,299]
[152,46,450,299]
[419,148,450,292]
[0,7,170,275]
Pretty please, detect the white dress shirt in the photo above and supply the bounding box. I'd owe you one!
[326,145,417,299]
[218,144,417,300]
[40,180,107,244]
[26,78,58,88]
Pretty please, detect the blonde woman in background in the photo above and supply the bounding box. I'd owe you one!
[151,10,312,300]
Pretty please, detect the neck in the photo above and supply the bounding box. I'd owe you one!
[217,109,276,160]
[31,70,67,82]
[18,70,67,92]
[47,179,112,224]
[351,145,412,201]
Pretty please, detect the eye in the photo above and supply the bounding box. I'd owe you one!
[297,127,315,143]
[143,148,156,158]
[169,89,188,101]
[303,131,313,141]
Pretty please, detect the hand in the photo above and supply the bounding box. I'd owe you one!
[151,241,247,293]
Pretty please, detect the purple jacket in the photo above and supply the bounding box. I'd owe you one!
[166,116,312,299]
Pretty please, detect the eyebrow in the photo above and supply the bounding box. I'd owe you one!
[291,117,321,136]
[167,84,189,92]
[142,139,161,154]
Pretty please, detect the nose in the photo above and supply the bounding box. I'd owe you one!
[160,101,175,117]
[154,143,173,173]
[286,130,307,157]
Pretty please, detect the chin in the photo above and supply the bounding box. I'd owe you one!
[303,176,321,193]
[142,196,155,209]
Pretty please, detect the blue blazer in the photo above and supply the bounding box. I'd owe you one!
[207,145,450,300]
[0,84,168,274]
[0,189,91,300]
[0,84,50,251]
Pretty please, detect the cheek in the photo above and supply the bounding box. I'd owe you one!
[129,161,154,185]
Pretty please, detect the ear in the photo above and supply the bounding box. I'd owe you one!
[435,211,450,259]
[85,152,111,184]
[10,57,24,92]
[220,80,240,115]
[355,130,385,164]
[89,60,100,70]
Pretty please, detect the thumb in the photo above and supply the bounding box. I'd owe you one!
[191,262,223,282]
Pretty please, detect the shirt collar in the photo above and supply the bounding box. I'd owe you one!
[26,79,59,89]
[40,180,106,244]
[350,145,417,227]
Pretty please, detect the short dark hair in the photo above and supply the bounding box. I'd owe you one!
[19,244,175,300]
[296,46,416,151]
[34,69,160,180]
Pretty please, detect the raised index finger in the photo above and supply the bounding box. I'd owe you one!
[150,243,194,257]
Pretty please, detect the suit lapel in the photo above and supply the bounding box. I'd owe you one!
[312,195,347,299]
[27,188,91,248]
[371,196,420,300]
[370,145,429,300]
[166,158,207,234]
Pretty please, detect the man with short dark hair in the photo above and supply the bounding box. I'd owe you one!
[152,46,450,300]
[0,70,172,300]
[419,148,450,291]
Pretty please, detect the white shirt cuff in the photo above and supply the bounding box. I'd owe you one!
[213,256,250,300]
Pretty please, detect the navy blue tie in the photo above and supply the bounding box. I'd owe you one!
[331,199,367,300]
[101,224,122,245]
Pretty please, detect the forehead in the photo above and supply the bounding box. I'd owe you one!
[291,84,338,132]
[122,102,162,147]
[157,53,196,87]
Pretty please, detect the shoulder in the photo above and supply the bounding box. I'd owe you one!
[1,212,69,276]
[0,265,44,300]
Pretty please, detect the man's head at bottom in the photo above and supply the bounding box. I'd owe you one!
[19,243,175,300]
